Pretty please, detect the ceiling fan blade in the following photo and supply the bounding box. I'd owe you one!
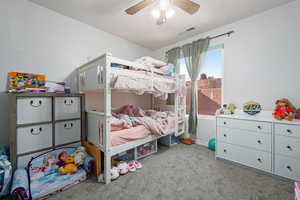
[171,0,200,15]
[125,0,155,15]
[157,10,167,25]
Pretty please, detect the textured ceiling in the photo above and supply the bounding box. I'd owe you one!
[30,0,295,50]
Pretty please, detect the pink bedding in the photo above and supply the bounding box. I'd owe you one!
[111,125,151,146]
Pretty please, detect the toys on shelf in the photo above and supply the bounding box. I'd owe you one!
[217,104,236,115]
[273,98,296,121]
[296,109,300,120]
[243,101,262,115]
[8,72,46,93]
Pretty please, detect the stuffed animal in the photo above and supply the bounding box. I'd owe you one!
[56,151,67,167]
[228,104,236,114]
[59,156,77,175]
[71,146,87,167]
[273,98,296,121]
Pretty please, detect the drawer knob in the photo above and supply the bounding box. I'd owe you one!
[286,145,292,151]
[257,125,262,129]
[64,123,74,129]
[30,100,42,107]
[223,122,227,125]
[30,127,43,135]
[257,140,262,144]
[223,134,227,137]
[223,149,227,153]
[64,99,74,105]
[287,166,292,171]
[257,158,262,163]
[286,129,292,134]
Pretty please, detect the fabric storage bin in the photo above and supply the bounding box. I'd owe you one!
[159,134,180,146]
[55,120,81,146]
[17,97,52,124]
[55,97,81,120]
[17,124,52,154]
[136,140,157,159]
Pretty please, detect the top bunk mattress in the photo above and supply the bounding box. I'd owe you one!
[110,68,180,100]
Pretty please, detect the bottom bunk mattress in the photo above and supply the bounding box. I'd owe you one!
[111,125,151,146]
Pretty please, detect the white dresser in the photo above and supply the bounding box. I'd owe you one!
[216,111,300,181]
[9,93,85,170]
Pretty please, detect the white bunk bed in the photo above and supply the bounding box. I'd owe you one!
[77,53,186,184]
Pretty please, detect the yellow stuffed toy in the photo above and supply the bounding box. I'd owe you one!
[59,156,77,175]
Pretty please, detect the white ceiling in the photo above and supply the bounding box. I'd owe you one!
[29,0,294,50]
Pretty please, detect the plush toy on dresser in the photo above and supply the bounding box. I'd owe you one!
[273,98,296,121]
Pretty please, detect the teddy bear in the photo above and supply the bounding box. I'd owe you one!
[273,98,296,121]
[71,146,87,167]
[59,156,77,175]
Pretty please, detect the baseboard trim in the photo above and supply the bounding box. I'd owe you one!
[195,139,208,147]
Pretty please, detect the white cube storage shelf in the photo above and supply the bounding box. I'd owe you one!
[9,93,85,169]
[216,112,300,181]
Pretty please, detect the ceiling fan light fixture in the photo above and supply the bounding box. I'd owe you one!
[159,0,170,10]
[151,7,174,19]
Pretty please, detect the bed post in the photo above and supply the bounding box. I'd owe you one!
[103,53,112,184]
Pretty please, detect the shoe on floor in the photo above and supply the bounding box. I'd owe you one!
[111,167,120,180]
[128,162,136,172]
[133,160,142,169]
[118,161,129,175]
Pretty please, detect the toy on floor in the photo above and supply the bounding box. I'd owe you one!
[243,101,262,115]
[273,98,296,121]
[110,160,142,180]
[208,138,216,151]
[180,138,195,145]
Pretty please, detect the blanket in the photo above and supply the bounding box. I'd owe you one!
[111,105,174,136]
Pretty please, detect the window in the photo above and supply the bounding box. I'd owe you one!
[180,46,223,115]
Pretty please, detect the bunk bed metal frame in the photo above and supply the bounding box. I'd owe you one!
[78,53,185,184]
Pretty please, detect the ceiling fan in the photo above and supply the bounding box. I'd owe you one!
[125,0,200,25]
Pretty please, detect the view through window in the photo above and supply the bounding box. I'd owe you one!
[180,47,223,115]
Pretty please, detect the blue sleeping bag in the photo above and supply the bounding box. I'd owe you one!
[0,148,12,197]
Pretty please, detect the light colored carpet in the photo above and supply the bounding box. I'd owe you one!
[20,144,298,200]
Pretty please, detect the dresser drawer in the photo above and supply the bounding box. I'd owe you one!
[275,124,300,138]
[275,135,300,159]
[217,142,272,172]
[55,97,81,120]
[55,120,81,146]
[217,118,271,133]
[17,124,52,154]
[275,154,300,181]
[17,97,52,124]
[217,127,271,152]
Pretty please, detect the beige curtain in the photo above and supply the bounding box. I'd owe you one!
[182,38,210,135]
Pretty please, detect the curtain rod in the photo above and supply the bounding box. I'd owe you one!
[209,30,234,40]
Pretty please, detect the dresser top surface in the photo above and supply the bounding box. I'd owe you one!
[217,110,300,126]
